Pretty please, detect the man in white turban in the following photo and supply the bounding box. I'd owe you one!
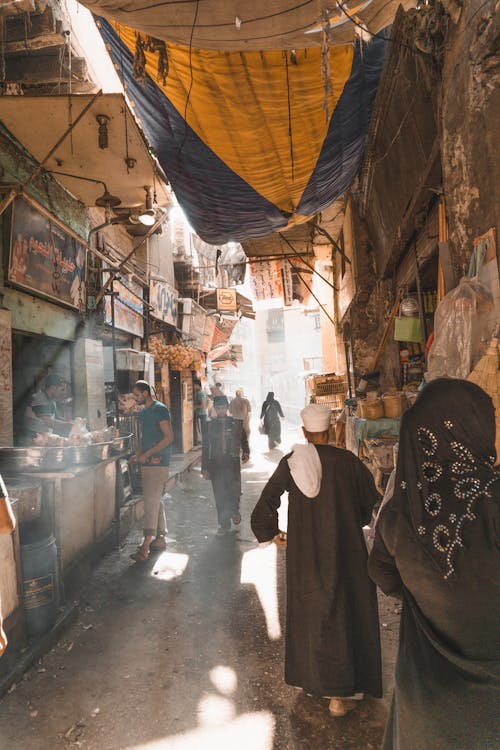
[251,403,382,716]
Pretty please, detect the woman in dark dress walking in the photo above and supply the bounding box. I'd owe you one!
[260,392,284,450]
[369,379,500,750]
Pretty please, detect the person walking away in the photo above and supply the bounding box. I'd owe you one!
[251,404,382,716]
[130,381,174,563]
[204,396,250,536]
[193,379,209,472]
[369,378,500,750]
[229,388,252,439]
[260,392,284,450]
[209,382,224,418]
[0,475,16,657]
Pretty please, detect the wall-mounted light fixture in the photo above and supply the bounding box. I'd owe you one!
[96,114,110,150]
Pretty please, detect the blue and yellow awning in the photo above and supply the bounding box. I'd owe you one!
[99,19,388,243]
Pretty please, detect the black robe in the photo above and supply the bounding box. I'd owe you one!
[251,444,382,698]
[207,417,249,527]
[261,400,284,447]
[368,378,500,750]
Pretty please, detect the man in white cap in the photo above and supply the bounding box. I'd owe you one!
[251,403,382,717]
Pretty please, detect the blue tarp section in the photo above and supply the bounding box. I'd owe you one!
[99,20,388,244]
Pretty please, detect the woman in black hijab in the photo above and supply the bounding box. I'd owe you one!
[260,392,284,450]
[369,378,499,750]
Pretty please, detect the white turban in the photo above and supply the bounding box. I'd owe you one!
[300,403,331,432]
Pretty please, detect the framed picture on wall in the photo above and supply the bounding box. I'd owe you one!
[8,196,86,310]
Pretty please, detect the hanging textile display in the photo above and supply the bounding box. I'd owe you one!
[97,19,389,244]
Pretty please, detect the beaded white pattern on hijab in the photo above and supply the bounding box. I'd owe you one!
[399,419,497,580]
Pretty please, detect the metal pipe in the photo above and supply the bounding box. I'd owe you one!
[414,243,427,345]
[95,210,166,306]
[284,255,336,328]
[278,232,338,291]
[314,224,352,265]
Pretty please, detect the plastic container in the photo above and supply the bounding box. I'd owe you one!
[21,535,60,637]
[382,392,405,418]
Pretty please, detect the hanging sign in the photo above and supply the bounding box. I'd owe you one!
[150,279,179,327]
[248,259,284,301]
[180,298,206,350]
[104,273,144,337]
[202,315,216,353]
[8,196,86,310]
[216,288,237,311]
[282,261,293,306]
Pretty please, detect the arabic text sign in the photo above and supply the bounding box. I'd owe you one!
[104,274,144,337]
[8,197,86,310]
[248,260,284,301]
[150,280,179,327]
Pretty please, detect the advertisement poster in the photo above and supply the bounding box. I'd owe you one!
[150,279,179,327]
[9,197,86,310]
[104,273,144,337]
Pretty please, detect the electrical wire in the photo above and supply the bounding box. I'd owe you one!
[283,50,295,182]
[278,232,338,291]
[336,0,430,56]
[177,0,199,159]
[108,0,315,23]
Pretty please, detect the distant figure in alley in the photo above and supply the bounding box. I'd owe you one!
[204,395,250,536]
[229,387,252,439]
[260,391,284,450]
[251,403,382,717]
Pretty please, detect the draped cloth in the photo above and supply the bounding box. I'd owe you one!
[369,379,500,750]
[97,19,389,243]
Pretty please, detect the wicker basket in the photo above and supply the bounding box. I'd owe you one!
[382,392,405,419]
[359,399,384,420]
[313,393,346,410]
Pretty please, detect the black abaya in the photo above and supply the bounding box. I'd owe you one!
[251,444,382,698]
[369,379,500,750]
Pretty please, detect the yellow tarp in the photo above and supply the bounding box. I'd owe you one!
[113,22,354,214]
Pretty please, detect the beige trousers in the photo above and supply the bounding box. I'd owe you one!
[141,466,169,537]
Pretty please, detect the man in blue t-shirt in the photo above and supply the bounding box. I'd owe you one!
[130,381,174,563]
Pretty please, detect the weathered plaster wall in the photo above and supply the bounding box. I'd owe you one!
[344,197,401,390]
[0,125,89,238]
[441,0,500,275]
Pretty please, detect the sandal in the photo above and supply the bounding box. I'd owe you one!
[130,547,150,563]
[232,513,241,526]
[150,537,167,551]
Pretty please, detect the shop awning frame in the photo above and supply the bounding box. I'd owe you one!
[0,92,170,210]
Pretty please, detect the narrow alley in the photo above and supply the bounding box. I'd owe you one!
[0,426,399,750]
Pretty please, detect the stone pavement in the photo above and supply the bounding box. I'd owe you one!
[0,426,400,750]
